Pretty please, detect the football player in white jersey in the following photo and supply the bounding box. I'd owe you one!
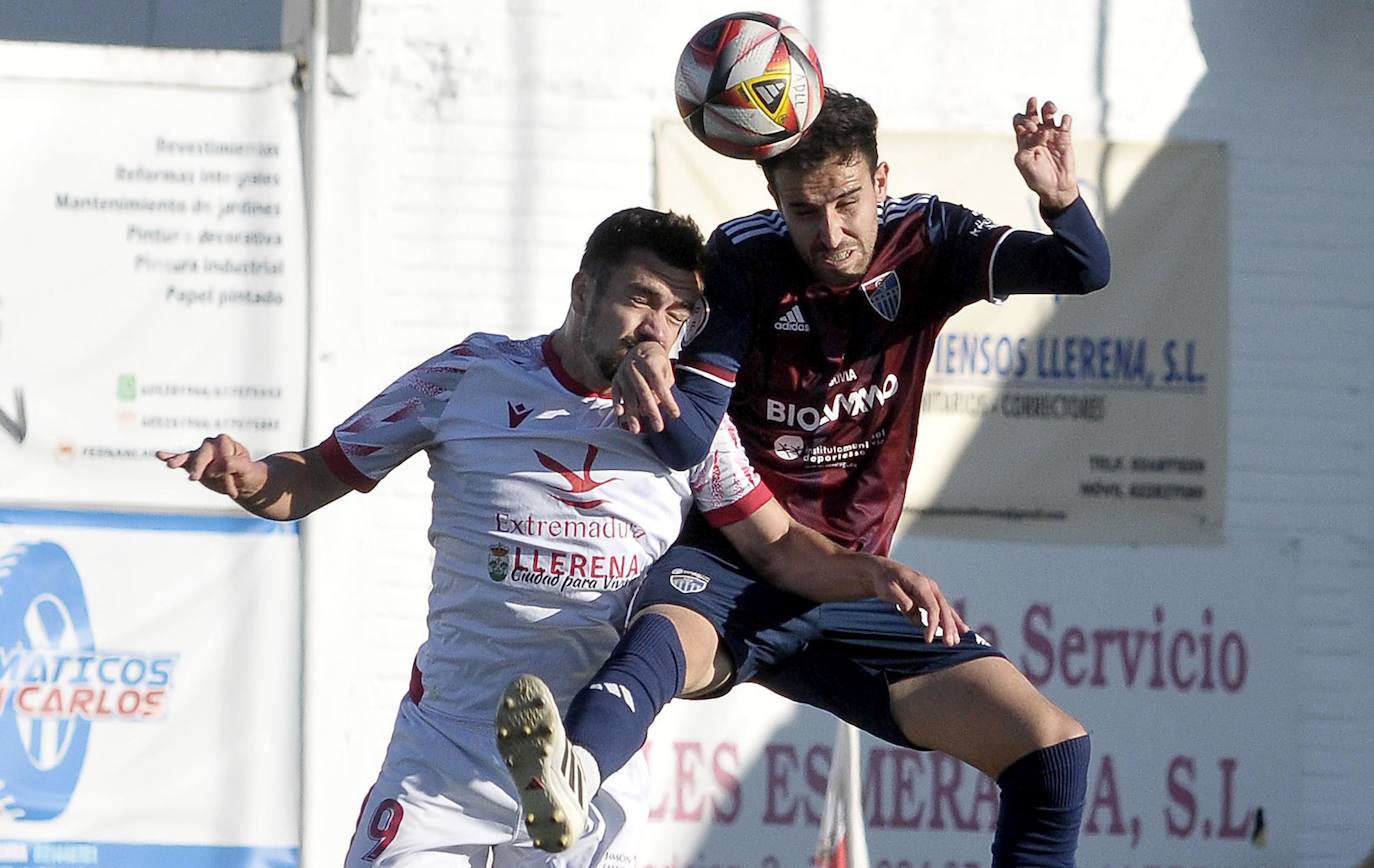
[158,208,960,867]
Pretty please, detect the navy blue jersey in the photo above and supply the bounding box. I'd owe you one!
[677,194,1013,554]
[663,193,1109,553]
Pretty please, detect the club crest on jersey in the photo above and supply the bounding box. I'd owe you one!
[679,297,710,348]
[488,544,511,582]
[861,271,901,321]
[669,568,710,594]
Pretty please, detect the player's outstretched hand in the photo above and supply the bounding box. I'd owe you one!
[869,559,970,646]
[1012,96,1080,213]
[611,340,679,434]
[156,433,266,500]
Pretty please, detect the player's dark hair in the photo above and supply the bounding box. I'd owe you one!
[579,207,704,284]
[758,88,880,182]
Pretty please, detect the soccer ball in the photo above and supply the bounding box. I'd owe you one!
[674,11,824,161]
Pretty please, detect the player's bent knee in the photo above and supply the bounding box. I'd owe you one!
[992,734,1091,866]
[1035,706,1088,750]
[632,604,724,694]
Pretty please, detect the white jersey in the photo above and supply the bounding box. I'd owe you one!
[322,333,768,723]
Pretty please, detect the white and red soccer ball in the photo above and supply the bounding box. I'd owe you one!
[675,11,824,160]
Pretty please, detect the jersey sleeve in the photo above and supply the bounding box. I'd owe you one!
[318,344,473,492]
[677,226,758,388]
[988,196,1111,299]
[922,196,1015,314]
[688,414,773,528]
[644,225,759,470]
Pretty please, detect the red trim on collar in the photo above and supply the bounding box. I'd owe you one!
[542,334,611,398]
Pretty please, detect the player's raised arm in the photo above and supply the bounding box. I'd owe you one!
[717,498,968,645]
[157,434,350,521]
[1013,97,1080,213]
[986,96,1111,298]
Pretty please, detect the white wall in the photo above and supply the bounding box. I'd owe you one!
[304,2,1374,866]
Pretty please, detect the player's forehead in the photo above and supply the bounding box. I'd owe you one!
[772,152,874,206]
[601,248,701,305]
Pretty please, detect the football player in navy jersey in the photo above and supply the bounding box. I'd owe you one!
[501,92,1109,866]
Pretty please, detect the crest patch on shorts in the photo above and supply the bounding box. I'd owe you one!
[669,568,710,594]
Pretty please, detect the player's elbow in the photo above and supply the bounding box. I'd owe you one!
[1057,247,1111,297]
[1081,249,1111,294]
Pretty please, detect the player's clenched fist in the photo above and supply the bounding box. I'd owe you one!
[612,340,680,434]
[156,433,266,500]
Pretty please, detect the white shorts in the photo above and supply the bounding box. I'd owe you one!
[343,696,646,867]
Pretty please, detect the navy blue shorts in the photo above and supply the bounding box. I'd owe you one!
[629,525,1004,750]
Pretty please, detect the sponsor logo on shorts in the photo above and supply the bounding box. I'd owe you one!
[669,568,710,594]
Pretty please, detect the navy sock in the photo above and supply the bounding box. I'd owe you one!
[564,613,687,781]
[991,734,1091,867]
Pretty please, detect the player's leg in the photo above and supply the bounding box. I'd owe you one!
[497,533,819,853]
[495,605,724,850]
[887,655,1086,777]
[345,787,493,867]
[760,599,1088,867]
[558,601,730,786]
[491,752,650,868]
[344,699,514,867]
[561,536,817,783]
[886,657,1089,867]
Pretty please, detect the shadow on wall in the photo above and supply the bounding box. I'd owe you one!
[925,0,1374,542]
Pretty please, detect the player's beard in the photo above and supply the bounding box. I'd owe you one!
[807,239,872,288]
[580,324,635,384]
[593,341,634,383]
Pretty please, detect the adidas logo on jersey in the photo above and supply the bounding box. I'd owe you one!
[773,305,810,332]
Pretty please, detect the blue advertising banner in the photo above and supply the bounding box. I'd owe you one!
[0,512,300,866]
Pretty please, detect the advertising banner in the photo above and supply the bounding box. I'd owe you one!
[639,541,1294,866]
[0,75,306,511]
[0,512,300,867]
[655,121,1228,544]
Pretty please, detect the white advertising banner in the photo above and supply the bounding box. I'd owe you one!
[0,75,306,511]
[640,541,1294,866]
[655,120,1228,544]
[0,510,300,866]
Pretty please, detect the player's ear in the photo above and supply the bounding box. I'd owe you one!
[766,180,780,209]
[570,271,592,315]
[873,162,890,199]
